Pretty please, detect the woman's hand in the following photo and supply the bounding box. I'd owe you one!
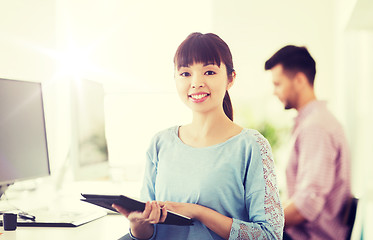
[158,201,199,219]
[112,201,167,239]
[112,201,168,224]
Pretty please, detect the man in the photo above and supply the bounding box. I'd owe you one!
[265,45,351,240]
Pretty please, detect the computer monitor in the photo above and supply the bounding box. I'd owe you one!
[0,78,50,198]
[70,79,109,181]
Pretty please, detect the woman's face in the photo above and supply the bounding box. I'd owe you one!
[174,62,234,115]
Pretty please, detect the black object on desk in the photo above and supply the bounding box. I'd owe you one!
[0,209,106,228]
[81,193,193,226]
[3,213,17,231]
[18,212,36,221]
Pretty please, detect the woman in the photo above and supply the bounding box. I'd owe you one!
[114,32,284,240]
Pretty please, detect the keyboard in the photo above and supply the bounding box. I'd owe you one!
[0,208,107,227]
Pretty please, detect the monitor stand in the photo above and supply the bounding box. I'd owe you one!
[0,183,11,199]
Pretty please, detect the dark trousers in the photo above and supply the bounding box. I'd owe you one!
[283,231,293,240]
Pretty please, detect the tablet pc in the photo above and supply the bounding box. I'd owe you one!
[81,194,193,226]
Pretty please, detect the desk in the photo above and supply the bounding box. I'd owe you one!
[0,214,129,240]
[0,180,141,240]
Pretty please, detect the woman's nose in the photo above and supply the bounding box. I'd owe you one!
[191,76,205,88]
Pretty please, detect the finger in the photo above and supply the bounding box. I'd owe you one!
[142,201,152,219]
[159,205,167,223]
[147,201,161,224]
[127,211,146,222]
[157,201,165,208]
[112,204,130,217]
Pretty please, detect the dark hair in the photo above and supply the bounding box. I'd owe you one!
[174,32,235,121]
[264,45,316,86]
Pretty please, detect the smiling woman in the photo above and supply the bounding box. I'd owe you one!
[114,32,284,240]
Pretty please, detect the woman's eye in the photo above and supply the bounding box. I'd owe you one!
[180,72,191,77]
[205,71,215,75]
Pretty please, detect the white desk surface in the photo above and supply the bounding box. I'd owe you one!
[0,179,141,240]
[0,214,129,240]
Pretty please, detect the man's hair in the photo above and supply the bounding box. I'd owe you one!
[264,45,316,86]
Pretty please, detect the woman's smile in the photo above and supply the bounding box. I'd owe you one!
[188,92,210,103]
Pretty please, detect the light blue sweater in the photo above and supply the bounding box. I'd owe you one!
[132,126,283,240]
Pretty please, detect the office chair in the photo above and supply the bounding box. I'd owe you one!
[343,197,359,240]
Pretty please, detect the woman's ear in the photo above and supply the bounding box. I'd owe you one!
[227,71,236,90]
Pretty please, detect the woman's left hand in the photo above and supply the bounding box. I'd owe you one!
[158,201,200,219]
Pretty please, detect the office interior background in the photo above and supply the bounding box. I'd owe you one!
[1,0,372,237]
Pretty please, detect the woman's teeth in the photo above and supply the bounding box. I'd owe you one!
[190,94,208,99]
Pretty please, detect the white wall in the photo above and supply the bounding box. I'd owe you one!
[212,0,335,99]
[0,0,56,82]
[54,0,214,93]
[334,0,373,195]
[334,0,373,237]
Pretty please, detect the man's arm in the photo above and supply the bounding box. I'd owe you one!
[284,200,306,228]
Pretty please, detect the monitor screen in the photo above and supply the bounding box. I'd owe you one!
[0,78,50,196]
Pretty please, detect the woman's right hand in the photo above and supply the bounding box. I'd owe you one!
[112,201,167,239]
[113,201,168,225]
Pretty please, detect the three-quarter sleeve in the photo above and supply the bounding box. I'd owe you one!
[229,133,284,240]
